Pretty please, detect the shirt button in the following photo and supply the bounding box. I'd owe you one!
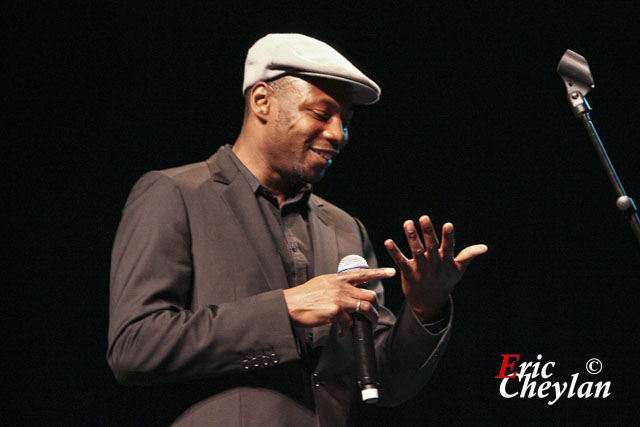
[312,373,322,388]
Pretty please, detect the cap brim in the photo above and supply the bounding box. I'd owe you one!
[294,71,380,105]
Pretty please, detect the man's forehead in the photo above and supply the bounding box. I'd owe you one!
[291,76,354,110]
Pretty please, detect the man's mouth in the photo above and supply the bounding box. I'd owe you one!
[311,148,339,162]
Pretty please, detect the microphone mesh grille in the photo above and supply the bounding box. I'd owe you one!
[337,254,369,273]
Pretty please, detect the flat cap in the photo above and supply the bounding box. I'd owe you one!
[242,33,381,105]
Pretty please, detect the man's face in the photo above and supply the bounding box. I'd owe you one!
[266,76,353,186]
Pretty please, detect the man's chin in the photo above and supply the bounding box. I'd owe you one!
[295,169,325,185]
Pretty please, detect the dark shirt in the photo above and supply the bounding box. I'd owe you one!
[227,146,323,362]
[227,146,314,288]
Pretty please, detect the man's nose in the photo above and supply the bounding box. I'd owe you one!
[322,116,348,148]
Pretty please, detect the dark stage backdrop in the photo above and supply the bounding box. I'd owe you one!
[8,2,640,425]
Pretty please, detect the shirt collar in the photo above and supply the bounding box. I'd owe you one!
[226,144,313,208]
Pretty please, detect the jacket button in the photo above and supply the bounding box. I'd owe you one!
[260,354,270,367]
[252,356,260,368]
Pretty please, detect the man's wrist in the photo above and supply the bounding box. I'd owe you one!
[409,298,452,334]
[411,303,446,325]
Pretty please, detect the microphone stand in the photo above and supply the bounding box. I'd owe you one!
[557,49,640,246]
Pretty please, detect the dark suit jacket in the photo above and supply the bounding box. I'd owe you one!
[108,145,450,426]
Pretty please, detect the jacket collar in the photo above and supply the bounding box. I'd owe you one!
[206,144,239,185]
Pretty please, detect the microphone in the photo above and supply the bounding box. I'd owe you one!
[337,254,379,403]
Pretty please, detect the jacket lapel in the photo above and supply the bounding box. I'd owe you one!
[308,196,338,278]
[207,148,288,292]
[308,197,338,345]
[308,197,354,379]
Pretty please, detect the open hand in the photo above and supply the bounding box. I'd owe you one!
[384,215,487,323]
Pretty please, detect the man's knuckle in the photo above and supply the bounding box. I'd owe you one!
[336,288,349,299]
[328,304,341,317]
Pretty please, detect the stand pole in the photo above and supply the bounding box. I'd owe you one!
[557,49,640,246]
[579,108,640,244]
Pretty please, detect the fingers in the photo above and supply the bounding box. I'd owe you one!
[334,275,381,323]
[384,239,411,274]
[337,313,354,338]
[286,271,388,331]
[383,218,437,271]
[418,216,440,253]
[338,294,379,337]
[404,220,429,269]
[388,215,486,273]
[340,267,395,286]
[418,215,441,272]
[351,297,379,325]
[439,221,455,260]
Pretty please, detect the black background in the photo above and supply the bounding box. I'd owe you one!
[8,1,640,425]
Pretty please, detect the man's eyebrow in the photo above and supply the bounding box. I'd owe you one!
[312,98,338,108]
[309,97,353,120]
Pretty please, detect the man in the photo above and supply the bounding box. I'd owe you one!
[108,33,487,425]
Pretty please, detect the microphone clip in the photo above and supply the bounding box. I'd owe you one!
[556,49,595,118]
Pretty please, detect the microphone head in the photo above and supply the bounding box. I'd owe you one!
[337,254,369,273]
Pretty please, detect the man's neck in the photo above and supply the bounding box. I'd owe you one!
[232,141,299,207]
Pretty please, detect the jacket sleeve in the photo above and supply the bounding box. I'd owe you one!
[107,172,300,385]
[355,218,452,406]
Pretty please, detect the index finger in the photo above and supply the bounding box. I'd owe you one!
[340,268,396,285]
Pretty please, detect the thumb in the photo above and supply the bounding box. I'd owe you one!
[454,244,488,272]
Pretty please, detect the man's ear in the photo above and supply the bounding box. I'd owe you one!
[248,82,273,122]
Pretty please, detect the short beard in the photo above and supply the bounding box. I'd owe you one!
[291,156,325,186]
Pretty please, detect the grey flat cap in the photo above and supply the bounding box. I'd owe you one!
[242,33,381,105]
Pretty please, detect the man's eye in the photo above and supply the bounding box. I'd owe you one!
[313,111,330,121]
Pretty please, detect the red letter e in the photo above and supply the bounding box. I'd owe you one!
[495,354,520,378]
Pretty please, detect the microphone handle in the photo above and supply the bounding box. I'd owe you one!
[352,311,379,403]
[336,256,380,403]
